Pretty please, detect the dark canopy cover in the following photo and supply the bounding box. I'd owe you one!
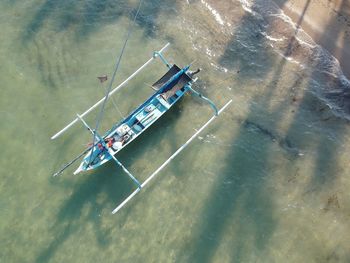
[152,64,192,99]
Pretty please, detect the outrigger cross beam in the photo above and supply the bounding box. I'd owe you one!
[111,99,231,214]
[51,43,232,214]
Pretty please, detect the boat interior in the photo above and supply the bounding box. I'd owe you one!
[107,65,193,153]
[85,65,193,168]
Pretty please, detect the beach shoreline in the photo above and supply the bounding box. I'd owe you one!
[273,0,350,79]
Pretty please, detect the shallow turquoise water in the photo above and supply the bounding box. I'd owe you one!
[1,1,350,262]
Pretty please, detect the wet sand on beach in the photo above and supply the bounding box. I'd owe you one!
[273,0,350,78]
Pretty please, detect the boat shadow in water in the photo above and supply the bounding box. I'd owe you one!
[21,0,179,42]
[37,164,133,263]
[36,100,186,262]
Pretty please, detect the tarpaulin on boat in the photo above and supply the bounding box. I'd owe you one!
[152,64,192,99]
[152,64,181,90]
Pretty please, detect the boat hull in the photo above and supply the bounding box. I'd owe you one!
[74,64,193,174]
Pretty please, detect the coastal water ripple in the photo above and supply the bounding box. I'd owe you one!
[1,0,350,262]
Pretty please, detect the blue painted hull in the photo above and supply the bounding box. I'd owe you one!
[74,65,193,174]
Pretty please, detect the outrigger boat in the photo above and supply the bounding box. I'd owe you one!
[52,43,232,214]
[74,60,201,175]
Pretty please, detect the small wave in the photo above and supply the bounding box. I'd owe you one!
[238,0,259,17]
[238,0,350,119]
[273,49,303,67]
[210,62,228,73]
[200,0,225,26]
[205,47,216,57]
[261,32,287,42]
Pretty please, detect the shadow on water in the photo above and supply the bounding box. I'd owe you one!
[19,0,179,91]
[22,0,178,42]
[36,98,186,262]
[219,18,274,80]
[27,0,350,261]
[184,60,306,261]
[36,164,133,263]
[177,1,311,261]
[285,0,349,191]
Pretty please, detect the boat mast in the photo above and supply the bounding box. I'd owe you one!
[50,43,170,140]
[88,0,144,166]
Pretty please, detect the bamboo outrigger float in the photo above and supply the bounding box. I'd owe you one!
[52,43,232,214]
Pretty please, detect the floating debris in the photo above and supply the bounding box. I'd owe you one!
[97,75,108,83]
[323,193,340,212]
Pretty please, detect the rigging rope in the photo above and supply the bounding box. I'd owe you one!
[89,0,143,162]
[101,84,125,119]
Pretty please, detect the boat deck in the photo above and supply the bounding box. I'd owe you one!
[78,64,193,172]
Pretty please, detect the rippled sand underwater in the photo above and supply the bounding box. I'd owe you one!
[1,0,350,262]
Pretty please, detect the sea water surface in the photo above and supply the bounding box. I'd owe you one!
[1,0,350,262]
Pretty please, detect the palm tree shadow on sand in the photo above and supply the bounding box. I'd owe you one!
[175,0,324,261]
[181,0,350,261]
